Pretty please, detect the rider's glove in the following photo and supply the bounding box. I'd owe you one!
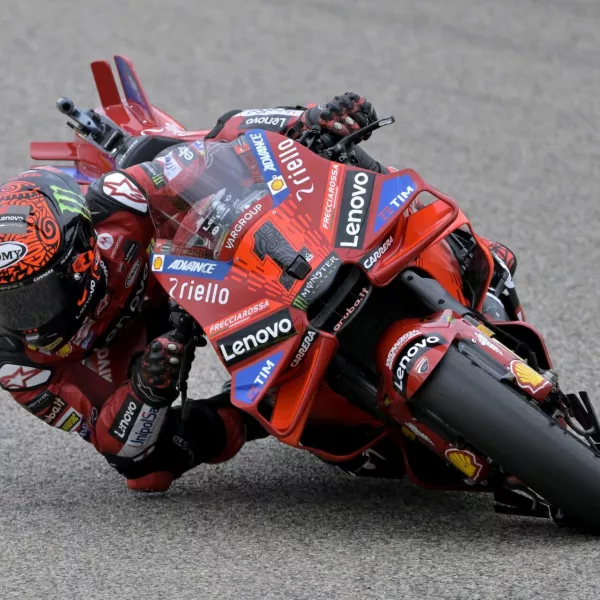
[131,331,194,407]
[299,93,378,141]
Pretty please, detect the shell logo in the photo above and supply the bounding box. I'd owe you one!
[444,448,484,479]
[268,175,287,194]
[152,254,164,272]
[509,360,552,395]
[56,343,72,358]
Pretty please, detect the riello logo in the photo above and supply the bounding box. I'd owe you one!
[218,309,295,365]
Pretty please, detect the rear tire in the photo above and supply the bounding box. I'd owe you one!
[414,347,600,531]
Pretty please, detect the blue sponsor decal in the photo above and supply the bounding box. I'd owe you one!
[114,56,152,116]
[54,166,95,184]
[234,351,283,404]
[81,331,95,350]
[374,174,417,233]
[192,140,205,154]
[157,254,232,280]
[245,130,290,206]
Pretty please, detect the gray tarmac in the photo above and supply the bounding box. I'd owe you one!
[1,0,600,598]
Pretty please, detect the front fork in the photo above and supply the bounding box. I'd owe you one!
[374,269,554,486]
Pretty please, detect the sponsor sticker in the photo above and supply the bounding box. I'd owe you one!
[0,364,52,390]
[445,448,484,480]
[292,252,341,311]
[224,203,263,250]
[472,331,503,355]
[207,299,272,337]
[234,350,284,404]
[0,241,27,269]
[125,258,142,289]
[0,206,30,234]
[109,397,142,441]
[72,317,95,347]
[402,422,434,445]
[374,174,417,233]
[102,173,148,214]
[321,162,341,238]
[360,235,393,271]
[239,109,303,117]
[334,171,375,249]
[245,130,290,205]
[152,254,165,272]
[95,293,110,318]
[123,241,139,263]
[57,407,83,432]
[290,329,318,368]
[44,397,67,425]
[25,390,57,415]
[167,278,230,305]
[124,405,166,449]
[140,162,166,190]
[218,309,295,365]
[333,287,370,333]
[97,232,114,250]
[509,360,553,395]
[157,152,183,181]
[239,115,292,131]
[157,255,232,280]
[56,343,72,358]
[276,138,314,202]
[393,335,444,393]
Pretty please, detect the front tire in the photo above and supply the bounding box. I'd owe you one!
[414,347,600,531]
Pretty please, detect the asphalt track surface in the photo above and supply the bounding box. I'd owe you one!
[1,0,600,598]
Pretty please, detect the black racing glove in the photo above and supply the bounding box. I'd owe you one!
[131,331,194,407]
[299,93,378,141]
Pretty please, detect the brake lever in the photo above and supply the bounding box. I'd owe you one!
[169,303,207,422]
[320,116,396,163]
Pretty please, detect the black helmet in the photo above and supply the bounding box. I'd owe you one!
[0,168,106,352]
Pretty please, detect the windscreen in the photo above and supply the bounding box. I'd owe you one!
[148,136,270,260]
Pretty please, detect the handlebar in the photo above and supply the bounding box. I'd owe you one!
[56,96,130,155]
[297,115,395,165]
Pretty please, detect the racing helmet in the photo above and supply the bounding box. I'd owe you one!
[0,168,106,352]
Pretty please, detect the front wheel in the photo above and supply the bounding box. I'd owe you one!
[414,347,600,531]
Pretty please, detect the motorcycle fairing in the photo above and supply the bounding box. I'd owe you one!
[149,132,483,439]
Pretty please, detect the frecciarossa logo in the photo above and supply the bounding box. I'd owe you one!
[334,171,375,249]
[218,309,295,365]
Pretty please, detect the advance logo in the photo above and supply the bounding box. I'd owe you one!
[374,174,417,233]
[218,309,295,365]
[155,255,232,280]
[334,171,375,249]
[246,130,290,206]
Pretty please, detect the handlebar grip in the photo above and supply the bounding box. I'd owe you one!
[57,97,76,116]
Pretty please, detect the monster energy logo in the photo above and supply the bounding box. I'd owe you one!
[292,295,309,310]
[151,174,165,187]
[50,185,92,221]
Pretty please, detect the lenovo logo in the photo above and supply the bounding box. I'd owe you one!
[335,171,374,249]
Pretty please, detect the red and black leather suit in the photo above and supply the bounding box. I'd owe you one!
[1,97,390,492]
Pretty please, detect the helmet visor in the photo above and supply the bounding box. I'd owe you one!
[0,270,69,331]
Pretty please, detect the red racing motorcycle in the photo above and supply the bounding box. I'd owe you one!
[32,56,600,531]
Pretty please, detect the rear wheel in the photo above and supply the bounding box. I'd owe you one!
[414,347,600,531]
